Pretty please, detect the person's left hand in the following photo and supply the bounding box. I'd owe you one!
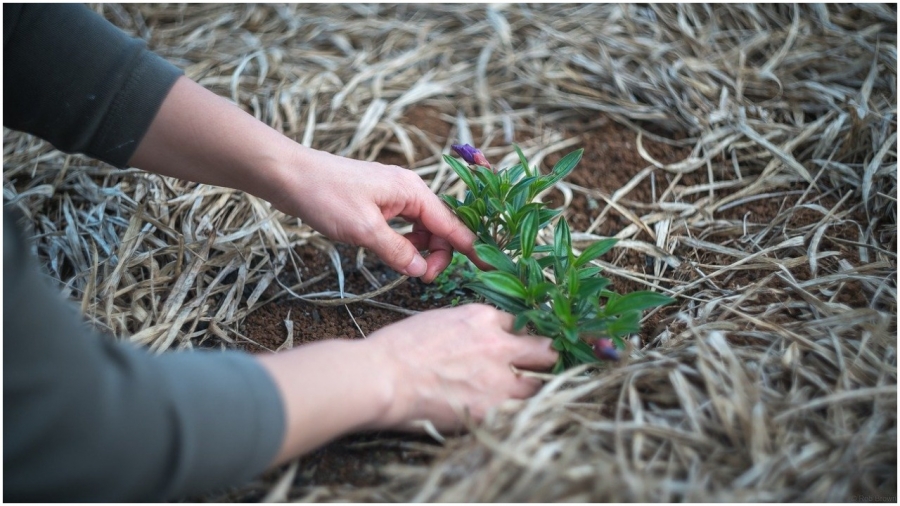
[268,146,480,283]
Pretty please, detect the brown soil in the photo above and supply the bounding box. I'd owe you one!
[238,106,878,490]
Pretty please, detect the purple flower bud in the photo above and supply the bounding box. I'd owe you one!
[593,338,620,362]
[451,143,492,169]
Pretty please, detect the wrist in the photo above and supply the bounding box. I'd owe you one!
[255,338,397,465]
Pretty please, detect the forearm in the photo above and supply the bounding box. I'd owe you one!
[254,339,394,466]
[128,76,298,203]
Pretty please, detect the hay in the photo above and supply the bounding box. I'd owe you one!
[3,3,895,502]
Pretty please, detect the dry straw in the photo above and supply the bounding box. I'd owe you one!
[3,3,895,502]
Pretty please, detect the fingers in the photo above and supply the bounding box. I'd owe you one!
[509,375,545,399]
[404,225,454,283]
[403,186,478,258]
[509,335,558,370]
[368,221,428,277]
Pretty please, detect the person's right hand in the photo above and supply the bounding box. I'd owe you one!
[365,304,558,431]
[257,303,557,467]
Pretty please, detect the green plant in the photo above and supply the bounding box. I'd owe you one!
[442,144,674,372]
[420,251,478,306]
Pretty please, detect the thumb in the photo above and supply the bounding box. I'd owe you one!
[367,221,428,278]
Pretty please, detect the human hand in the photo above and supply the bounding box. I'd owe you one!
[128,78,479,283]
[269,146,483,283]
[364,304,558,431]
[256,303,556,466]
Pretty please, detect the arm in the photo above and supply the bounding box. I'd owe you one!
[255,305,557,466]
[129,76,481,281]
[2,212,284,502]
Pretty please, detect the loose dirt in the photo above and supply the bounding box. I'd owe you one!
[238,107,878,491]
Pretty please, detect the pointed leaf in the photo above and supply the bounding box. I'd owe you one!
[539,208,562,229]
[570,339,600,364]
[530,149,584,195]
[454,205,481,233]
[521,257,542,287]
[577,277,611,300]
[528,281,556,303]
[520,207,539,258]
[573,238,618,267]
[474,244,517,275]
[606,310,640,338]
[444,154,477,191]
[551,289,573,325]
[506,162,526,183]
[478,271,528,300]
[514,144,533,178]
[468,282,530,314]
[550,148,584,181]
[554,217,572,259]
[577,266,603,279]
[605,291,675,316]
[579,316,611,333]
[508,176,537,202]
[474,166,500,197]
[440,194,461,211]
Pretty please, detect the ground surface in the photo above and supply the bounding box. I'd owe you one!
[236,110,878,490]
[5,4,894,502]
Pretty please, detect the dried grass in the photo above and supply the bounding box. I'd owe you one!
[3,3,896,502]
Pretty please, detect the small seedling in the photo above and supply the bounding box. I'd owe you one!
[442,143,674,372]
[420,251,478,305]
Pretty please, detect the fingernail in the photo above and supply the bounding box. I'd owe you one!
[404,255,427,277]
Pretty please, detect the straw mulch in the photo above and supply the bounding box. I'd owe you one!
[3,3,896,502]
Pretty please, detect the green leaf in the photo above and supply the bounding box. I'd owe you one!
[570,339,600,365]
[553,217,572,259]
[473,166,501,197]
[444,154,478,191]
[539,208,562,228]
[529,281,556,303]
[551,357,565,374]
[579,316,610,333]
[551,289,573,325]
[440,194,461,210]
[520,207,540,258]
[506,162,526,184]
[515,309,562,337]
[508,176,537,203]
[550,148,584,180]
[563,326,579,344]
[523,257,544,288]
[538,149,584,193]
[478,271,528,300]
[467,282,530,314]
[473,198,487,218]
[577,266,603,279]
[474,244,517,275]
[577,277,611,301]
[605,291,675,316]
[513,144,533,178]
[487,196,504,216]
[573,238,618,268]
[513,311,534,332]
[606,310,640,338]
[455,205,481,232]
[566,264,579,297]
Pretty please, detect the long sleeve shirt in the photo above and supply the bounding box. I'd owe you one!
[3,4,285,501]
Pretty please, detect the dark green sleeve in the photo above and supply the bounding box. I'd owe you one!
[3,211,286,501]
[2,3,183,168]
